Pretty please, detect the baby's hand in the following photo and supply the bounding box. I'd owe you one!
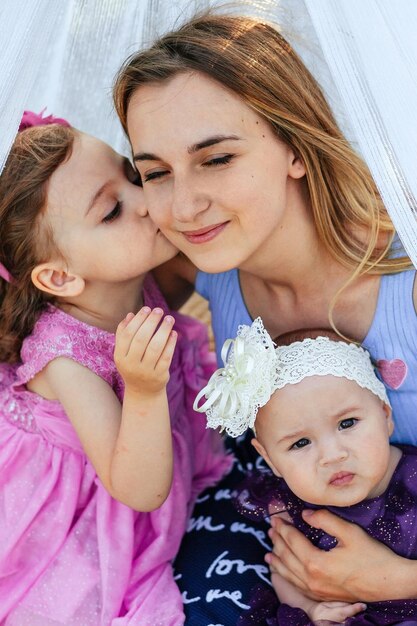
[309,600,366,624]
[114,307,177,396]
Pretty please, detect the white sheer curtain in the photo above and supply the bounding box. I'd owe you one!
[1,0,416,264]
[304,0,417,266]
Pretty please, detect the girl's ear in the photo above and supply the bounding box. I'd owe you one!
[31,263,85,298]
[251,437,282,478]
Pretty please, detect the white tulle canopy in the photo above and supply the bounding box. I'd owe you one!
[1,0,416,265]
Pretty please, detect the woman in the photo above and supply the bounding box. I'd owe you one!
[113,13,417,625]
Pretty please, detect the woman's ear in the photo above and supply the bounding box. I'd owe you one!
[31,263,85,298]
[251,437,282,478]
[288,149,306,180]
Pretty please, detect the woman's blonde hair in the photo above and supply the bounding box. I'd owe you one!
[114,13,410,291]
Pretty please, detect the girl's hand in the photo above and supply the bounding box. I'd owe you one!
[267,509,414,603]
[114,306,177,395]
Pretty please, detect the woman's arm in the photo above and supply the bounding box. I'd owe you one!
[33,308,177,512]
[267,509,417,602]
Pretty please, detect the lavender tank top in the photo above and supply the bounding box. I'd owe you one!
[196,269,417,445]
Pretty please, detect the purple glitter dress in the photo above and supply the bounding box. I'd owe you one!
[236,445,417,626]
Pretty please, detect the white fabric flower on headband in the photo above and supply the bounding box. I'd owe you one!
[194,317,391,438]
[193,318,277,437]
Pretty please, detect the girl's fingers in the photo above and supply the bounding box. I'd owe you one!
[154,329,177,373]
[141,316,176,367]
[128,308,165,361]
[117,311,135,329]
[115,306,152,356]
[123,307,165,361]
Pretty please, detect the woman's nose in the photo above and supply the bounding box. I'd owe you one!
[170,178,210,224]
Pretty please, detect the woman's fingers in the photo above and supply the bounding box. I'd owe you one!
[267,524,312,592]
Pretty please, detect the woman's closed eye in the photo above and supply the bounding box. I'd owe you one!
[290,437,310,450]
[338,417,358,430]
[202,154,234,167]
[102,202,122,223]
[143,169,169,183]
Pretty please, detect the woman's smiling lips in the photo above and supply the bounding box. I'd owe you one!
[329,471,355,486]
[182,222,229,244]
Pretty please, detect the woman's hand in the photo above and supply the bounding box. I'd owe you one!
[267,509,417,602]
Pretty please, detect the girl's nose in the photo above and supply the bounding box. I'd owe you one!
[135,196,148,218]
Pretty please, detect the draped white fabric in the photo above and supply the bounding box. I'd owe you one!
[304,0,417,266]
[1,0,416,264]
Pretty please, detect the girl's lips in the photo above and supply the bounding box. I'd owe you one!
[329,471,355,486]
[182,222,228,244]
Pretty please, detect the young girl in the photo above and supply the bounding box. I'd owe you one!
[0,111,231,625]
[195,319,417,625]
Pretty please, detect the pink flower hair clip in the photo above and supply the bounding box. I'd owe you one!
[19,109,70,131]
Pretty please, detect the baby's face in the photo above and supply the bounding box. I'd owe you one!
[254,376,393,507]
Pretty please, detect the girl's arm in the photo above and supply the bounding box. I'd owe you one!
[268,510,417,602]
[35,307,177,512]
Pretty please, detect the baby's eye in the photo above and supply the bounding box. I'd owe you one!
[143,169,168,183]
[290,438,310,450]
[203,154,234,167]
[102,202,122,223]
[339,418,358,430]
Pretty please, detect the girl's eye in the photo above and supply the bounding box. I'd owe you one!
[290,438,310,450]
[203,154,234,167]
[102,202,122,223]
[143,170,168,183]
[339,418,358,430]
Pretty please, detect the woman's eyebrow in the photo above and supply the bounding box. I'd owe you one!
[187,134,241,154]
[133,134,241,163]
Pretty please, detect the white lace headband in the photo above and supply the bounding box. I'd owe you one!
[194,318,391,438]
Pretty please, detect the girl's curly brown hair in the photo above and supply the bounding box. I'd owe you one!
[0,124,75,362]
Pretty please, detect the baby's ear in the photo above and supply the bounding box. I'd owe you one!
[31,262,85,298]
[251,437,282,478]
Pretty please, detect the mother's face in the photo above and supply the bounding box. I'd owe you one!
[127,71,305,273]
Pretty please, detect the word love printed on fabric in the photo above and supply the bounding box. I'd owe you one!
[174,441,273,625]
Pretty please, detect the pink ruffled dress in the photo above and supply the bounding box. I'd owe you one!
[0,276,232,625]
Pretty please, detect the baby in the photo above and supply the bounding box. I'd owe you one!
[195,319,417,625]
